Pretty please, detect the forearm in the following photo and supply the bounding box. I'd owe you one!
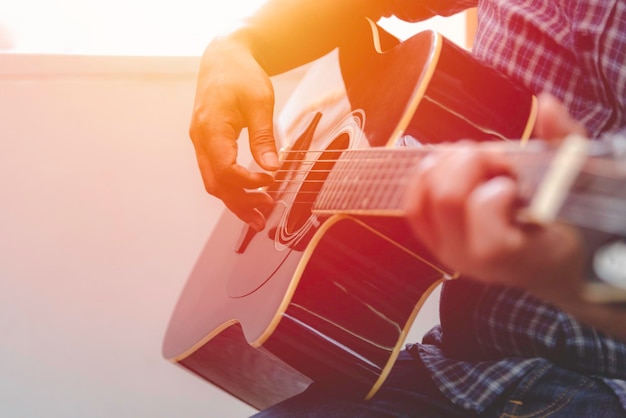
[210,0,479,76]
[217,0,394,76]
[393,0,477,21]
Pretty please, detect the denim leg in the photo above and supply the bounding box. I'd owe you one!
[250,350,473,418]
[481,362,625,418]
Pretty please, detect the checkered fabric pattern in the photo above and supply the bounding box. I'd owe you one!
[417,283,626,412]
[392,0,626,413]
[472,0,626,138]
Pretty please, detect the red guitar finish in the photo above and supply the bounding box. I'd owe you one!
[162,21,537,410]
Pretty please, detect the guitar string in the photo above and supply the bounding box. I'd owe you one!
[266,161,623,186]
[273,191,626,209]
[276,177,626,199]
[261,151,626,224]
[271,190,626,208]
[272,153,554,177]
[277,190,626,233]
[268,148,623,182]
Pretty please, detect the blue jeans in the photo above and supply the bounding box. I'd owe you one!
[250,351,625,417]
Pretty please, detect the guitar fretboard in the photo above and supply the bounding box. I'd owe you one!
[311,144,550,216]
[313,147,425,215]
[310,139,626,237]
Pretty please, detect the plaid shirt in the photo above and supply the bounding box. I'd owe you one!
[415,282,626,412]
[471,0,626,139]
[393,0,626,413]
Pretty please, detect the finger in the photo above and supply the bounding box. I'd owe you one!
[196,120,274,191]
[426,148,501,235]
[191,109,242,187]
[246,87,280,171]
[404,152,445,250]
[533,92,587,142]
[196,151,274,207]
[428,149,489,261]
[226,163,275,189]
[466,176,525,268]
[222,189,274,232]
[428,147,518,265]
[405,147,509,253]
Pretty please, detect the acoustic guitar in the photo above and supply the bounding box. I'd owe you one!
[162,20,540,410]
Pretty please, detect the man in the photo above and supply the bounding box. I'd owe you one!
[189,0,626,416]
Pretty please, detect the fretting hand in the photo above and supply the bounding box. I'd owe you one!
[403,93,588,296]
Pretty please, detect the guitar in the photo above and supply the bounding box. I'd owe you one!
[162,21,539,410]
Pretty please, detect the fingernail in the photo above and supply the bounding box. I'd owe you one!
[262,151,279,169]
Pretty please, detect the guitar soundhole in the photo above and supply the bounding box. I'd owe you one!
[285,133,350,235]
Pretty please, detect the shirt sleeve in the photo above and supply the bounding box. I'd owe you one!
[390,0,478,21]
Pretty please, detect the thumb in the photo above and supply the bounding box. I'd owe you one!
[533,92,587,142]
[247,100,280,171]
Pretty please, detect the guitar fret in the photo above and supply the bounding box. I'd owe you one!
[339,150,360,210]
[314,148,424,213]
[359,150,384,209]
[560,164,626,234]
[376,151,392,210]
[388,152,420,210]
[561,196,626,235]
[321,151,344,210]
[313,137,626,232]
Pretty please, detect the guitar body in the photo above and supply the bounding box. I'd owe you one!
[163,21,537,410]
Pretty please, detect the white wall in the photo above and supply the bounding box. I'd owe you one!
[0,53,262,418]
[0,15,465,418]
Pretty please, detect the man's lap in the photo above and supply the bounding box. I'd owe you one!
[482,361,625,417]
[250,350,471,418]
[250,349,625,417]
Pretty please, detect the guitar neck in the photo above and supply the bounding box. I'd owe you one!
[313,146,426,216]
[311,137,626,237]
[311,142,546,216]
